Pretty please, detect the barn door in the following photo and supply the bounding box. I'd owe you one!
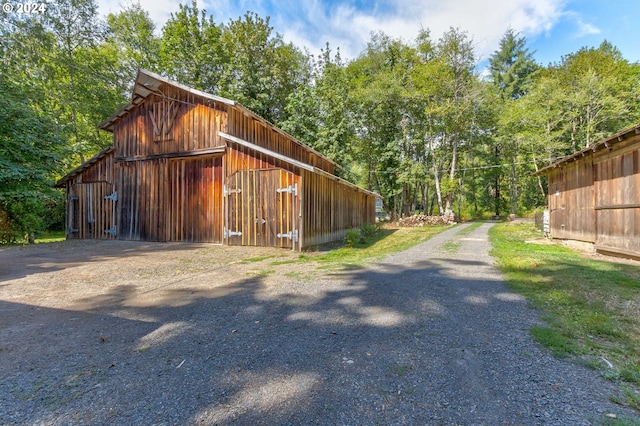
[169,156,223,243]
[225,169,298,249]
[67,182,116,239]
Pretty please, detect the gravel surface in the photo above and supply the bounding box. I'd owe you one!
[1,222,638,425]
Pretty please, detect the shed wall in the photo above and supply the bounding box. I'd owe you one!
[547,159,595,243]
[301,170,376,248]
[227,107,335,174]
[593,139,640,255]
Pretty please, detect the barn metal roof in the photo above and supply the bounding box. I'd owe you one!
[534,122,640,176]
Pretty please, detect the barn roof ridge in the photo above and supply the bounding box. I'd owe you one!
[534,122,640,175]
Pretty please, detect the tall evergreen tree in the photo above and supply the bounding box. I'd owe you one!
[489,29,539,215]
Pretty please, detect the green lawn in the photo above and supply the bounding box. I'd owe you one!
[304,223,448,268]
[490,222,640,413]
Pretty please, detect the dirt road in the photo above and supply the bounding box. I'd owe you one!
[1,223,636,424]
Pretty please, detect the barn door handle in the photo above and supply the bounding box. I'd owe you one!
[223,186,241,196]
[255,218,266,224]
[277,229,298,242]
[276,184,298,196]
[224,228,243,238]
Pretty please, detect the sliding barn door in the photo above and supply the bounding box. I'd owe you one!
[225,169,299,249]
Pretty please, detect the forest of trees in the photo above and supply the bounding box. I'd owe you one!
[1,0,639,242]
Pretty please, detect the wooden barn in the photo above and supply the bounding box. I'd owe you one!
[56,69,377,250]
[535,123,640,259]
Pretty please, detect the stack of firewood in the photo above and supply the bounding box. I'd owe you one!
[397,215,448,227]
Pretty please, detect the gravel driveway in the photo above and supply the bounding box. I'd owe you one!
[1,222,637,425]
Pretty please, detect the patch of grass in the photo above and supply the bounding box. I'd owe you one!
[490,222,640,391]
[455,221,483,236]
[242,255,279,263]
[35,230,66,243]
[389,364,412,377]
[442,240,460,254]
[270,259,301,266]
[314,224,448,267]
[247,269,275,277]
[3,230,66,245]
[283,271,316,280]
[530,326,585,358]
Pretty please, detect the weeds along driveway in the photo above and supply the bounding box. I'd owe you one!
[1,224,637,425]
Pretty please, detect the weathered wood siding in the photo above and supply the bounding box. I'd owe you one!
[72,149,115,184]
[593,138,640,256]
[64,149,117,240]
[548,159,595,242]
[169,156,223,243]
[113,87,226,160]
[117,159,169,241]
[301,170,376,248]
[227,107,335,174]
[226,168,300,249]
[66,182,116,240]
[117,156,223,242]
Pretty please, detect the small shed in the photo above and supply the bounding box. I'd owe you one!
[535,123,640,259]
[56,69,377,250]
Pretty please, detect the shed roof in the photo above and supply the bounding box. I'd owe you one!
[54,146,114,187]
[534,123,640,176]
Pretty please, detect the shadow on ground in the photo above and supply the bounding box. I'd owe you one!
[2,244,635,424]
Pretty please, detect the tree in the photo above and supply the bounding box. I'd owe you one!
[489,29,539,215]
[106,2,160,83]
[281,45,355,177]
[220,11,306,124]
[44,0,119,161]
[428,27,478,215]
[347,32,420,218]
[159,0,225,92]
[0,71,64,242]
[558,42,635,149]
[489,29,538,100]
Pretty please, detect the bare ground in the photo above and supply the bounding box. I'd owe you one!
[1,225,638,425]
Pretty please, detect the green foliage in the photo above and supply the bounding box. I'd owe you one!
[220,11,306,124]
[159,1,224,92]
[344,229,364,248]
[280,44,356,177]
[0,69,65,243]
[106,3,160,80]
[2,1,639,243]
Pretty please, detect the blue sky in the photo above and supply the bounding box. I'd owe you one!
[97,0,640,66]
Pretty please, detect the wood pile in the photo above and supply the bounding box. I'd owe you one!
[397,214,457,227]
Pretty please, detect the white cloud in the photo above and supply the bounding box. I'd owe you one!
[575,20,601,37]
[271,0,567,61]
[96,0,568,61]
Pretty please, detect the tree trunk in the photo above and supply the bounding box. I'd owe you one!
[444,131,459,212]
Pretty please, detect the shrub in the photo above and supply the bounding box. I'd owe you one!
[344,229,363,248]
